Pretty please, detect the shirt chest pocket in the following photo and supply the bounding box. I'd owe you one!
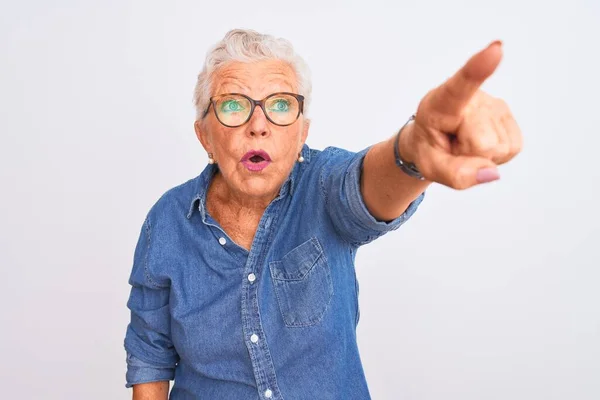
[269,237,334,327]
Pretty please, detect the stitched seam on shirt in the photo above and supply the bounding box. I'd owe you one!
[350,247,360,326]
[318,163,329,209]
[143,217,159,289]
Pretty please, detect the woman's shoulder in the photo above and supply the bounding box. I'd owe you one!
[301,144,370,177]
[304,144,364,168]
[307,144,357,158]
[294,144,368,198]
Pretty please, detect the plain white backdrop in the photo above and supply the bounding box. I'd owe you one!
[1,0,599,399]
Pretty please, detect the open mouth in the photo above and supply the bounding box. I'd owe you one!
[249,155,265,163]
[241,150,271,171]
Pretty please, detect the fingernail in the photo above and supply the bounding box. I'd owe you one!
[491,40,503,48]
[476,167,500,183]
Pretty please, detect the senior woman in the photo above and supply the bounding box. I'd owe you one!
[124,29,522,399]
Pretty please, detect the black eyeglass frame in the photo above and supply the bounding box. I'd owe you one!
[201,92,305,128]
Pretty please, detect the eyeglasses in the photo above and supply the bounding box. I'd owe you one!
[202,92,305,128]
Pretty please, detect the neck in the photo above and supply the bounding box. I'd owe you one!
[210,172,278,213]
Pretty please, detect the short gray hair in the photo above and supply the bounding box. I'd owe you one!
[193,29,312,121]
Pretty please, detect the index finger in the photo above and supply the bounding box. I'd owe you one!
[431,40,504,115]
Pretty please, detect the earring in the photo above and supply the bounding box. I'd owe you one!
[297,152,304,163]
[208,153,215,164]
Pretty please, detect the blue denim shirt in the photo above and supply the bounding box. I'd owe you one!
[124,144,424,399]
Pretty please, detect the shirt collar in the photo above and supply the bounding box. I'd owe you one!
[186,144,311,219]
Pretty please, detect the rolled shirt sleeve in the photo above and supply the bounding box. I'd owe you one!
[124,216,179,388]
[125,352,175,388]
[319,146,425,247]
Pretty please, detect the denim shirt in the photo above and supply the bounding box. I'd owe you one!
[124,144,425,399]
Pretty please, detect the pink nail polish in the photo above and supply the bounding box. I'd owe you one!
[476,167,500,183]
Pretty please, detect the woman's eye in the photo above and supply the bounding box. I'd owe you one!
[221,100,245,112]
[269,99,290,112]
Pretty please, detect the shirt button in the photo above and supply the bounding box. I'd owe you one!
[264,389,273,398]
[218,237,226,246]
[248,273,256,283]
[250,334,259,343]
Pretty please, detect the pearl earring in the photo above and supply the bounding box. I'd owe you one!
[208,153,215,164]
[297,153,304,163]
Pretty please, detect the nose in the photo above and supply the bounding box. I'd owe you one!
[247,104,270,137]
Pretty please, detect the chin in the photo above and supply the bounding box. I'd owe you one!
[240,178,279,198]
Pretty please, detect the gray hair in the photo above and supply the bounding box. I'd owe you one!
[193,29,312,121]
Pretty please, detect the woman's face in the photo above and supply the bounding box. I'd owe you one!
[195,59,309,201]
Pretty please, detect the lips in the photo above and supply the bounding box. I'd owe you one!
[241,150,271,172]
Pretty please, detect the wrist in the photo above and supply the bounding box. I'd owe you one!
[394,115,425,181]
[397,120,418,165]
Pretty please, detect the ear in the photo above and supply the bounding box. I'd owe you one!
[194,120,212,153]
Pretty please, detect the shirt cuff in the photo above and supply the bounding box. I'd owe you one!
[125,351,175,388]
[346,148,425,233]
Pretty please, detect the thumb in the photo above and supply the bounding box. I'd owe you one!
[425,148,500,189]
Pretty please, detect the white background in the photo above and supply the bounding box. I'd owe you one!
[1,0,599,399]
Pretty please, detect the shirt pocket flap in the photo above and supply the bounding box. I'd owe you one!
[270,237,324,281]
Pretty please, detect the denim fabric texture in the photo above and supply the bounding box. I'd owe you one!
[124,144,425,399]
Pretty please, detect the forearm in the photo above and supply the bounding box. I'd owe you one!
[132,381,170,400]
[361,123,430,221]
